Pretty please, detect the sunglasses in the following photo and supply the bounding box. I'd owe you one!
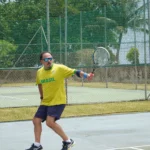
[43,57,53,62]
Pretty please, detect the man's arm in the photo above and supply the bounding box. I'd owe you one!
[38,84,43,100]
[75,70,94,80]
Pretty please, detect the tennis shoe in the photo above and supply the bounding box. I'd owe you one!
[61,139,75,150]
[25,143,43,150]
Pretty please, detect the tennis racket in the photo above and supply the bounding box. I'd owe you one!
[92,47,110,74]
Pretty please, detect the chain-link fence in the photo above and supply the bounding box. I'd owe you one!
[0,0,150,108]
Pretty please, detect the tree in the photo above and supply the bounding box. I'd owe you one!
[0,0,146,66]
[0,40,17,67]
[126,47,139,64]
[83,0,145,64]
[102,0,144,63]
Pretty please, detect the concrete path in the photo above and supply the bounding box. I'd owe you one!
[0,112,150,150]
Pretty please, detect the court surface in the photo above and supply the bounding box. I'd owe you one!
[0,112,150,150]
[0,86,149,107]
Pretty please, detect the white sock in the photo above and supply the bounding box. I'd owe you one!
[65,139,71,143]
[34,142,41,147]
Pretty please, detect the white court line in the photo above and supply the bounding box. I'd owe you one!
[105,145,150,150]
[0,95,28,101]
[130,147,143,150]
[135,145,150,148]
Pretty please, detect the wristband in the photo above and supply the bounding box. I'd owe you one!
[75,70,81,78]
[83,73,88,79]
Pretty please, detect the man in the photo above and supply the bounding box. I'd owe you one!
[26,51,94,150]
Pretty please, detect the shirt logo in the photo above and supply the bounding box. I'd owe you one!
[40,77,55,84]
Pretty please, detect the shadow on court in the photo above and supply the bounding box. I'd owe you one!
[0,112,150,150]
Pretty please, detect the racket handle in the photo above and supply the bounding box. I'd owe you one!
[91,69,95,74]
[89,72,94,77]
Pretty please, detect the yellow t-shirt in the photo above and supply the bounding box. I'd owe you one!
[36,64,75,106]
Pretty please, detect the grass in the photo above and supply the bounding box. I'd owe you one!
[0,100,150,122]
[0,81,150,122]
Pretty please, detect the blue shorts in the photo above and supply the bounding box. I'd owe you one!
[34,104,66,122]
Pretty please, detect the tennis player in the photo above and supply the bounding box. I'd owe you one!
[26,51,94,150]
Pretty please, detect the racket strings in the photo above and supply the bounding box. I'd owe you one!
[94,48,110,66]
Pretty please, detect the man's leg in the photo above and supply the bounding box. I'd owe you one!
[46,116,68,141]
[26,105,47,150]
[46,116,75,150]
[46,105,75,150]
[25,117,43,150]
[33,117,43,143]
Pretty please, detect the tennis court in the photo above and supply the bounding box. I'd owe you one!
[0,112,149,150]
[0,85,148,108]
